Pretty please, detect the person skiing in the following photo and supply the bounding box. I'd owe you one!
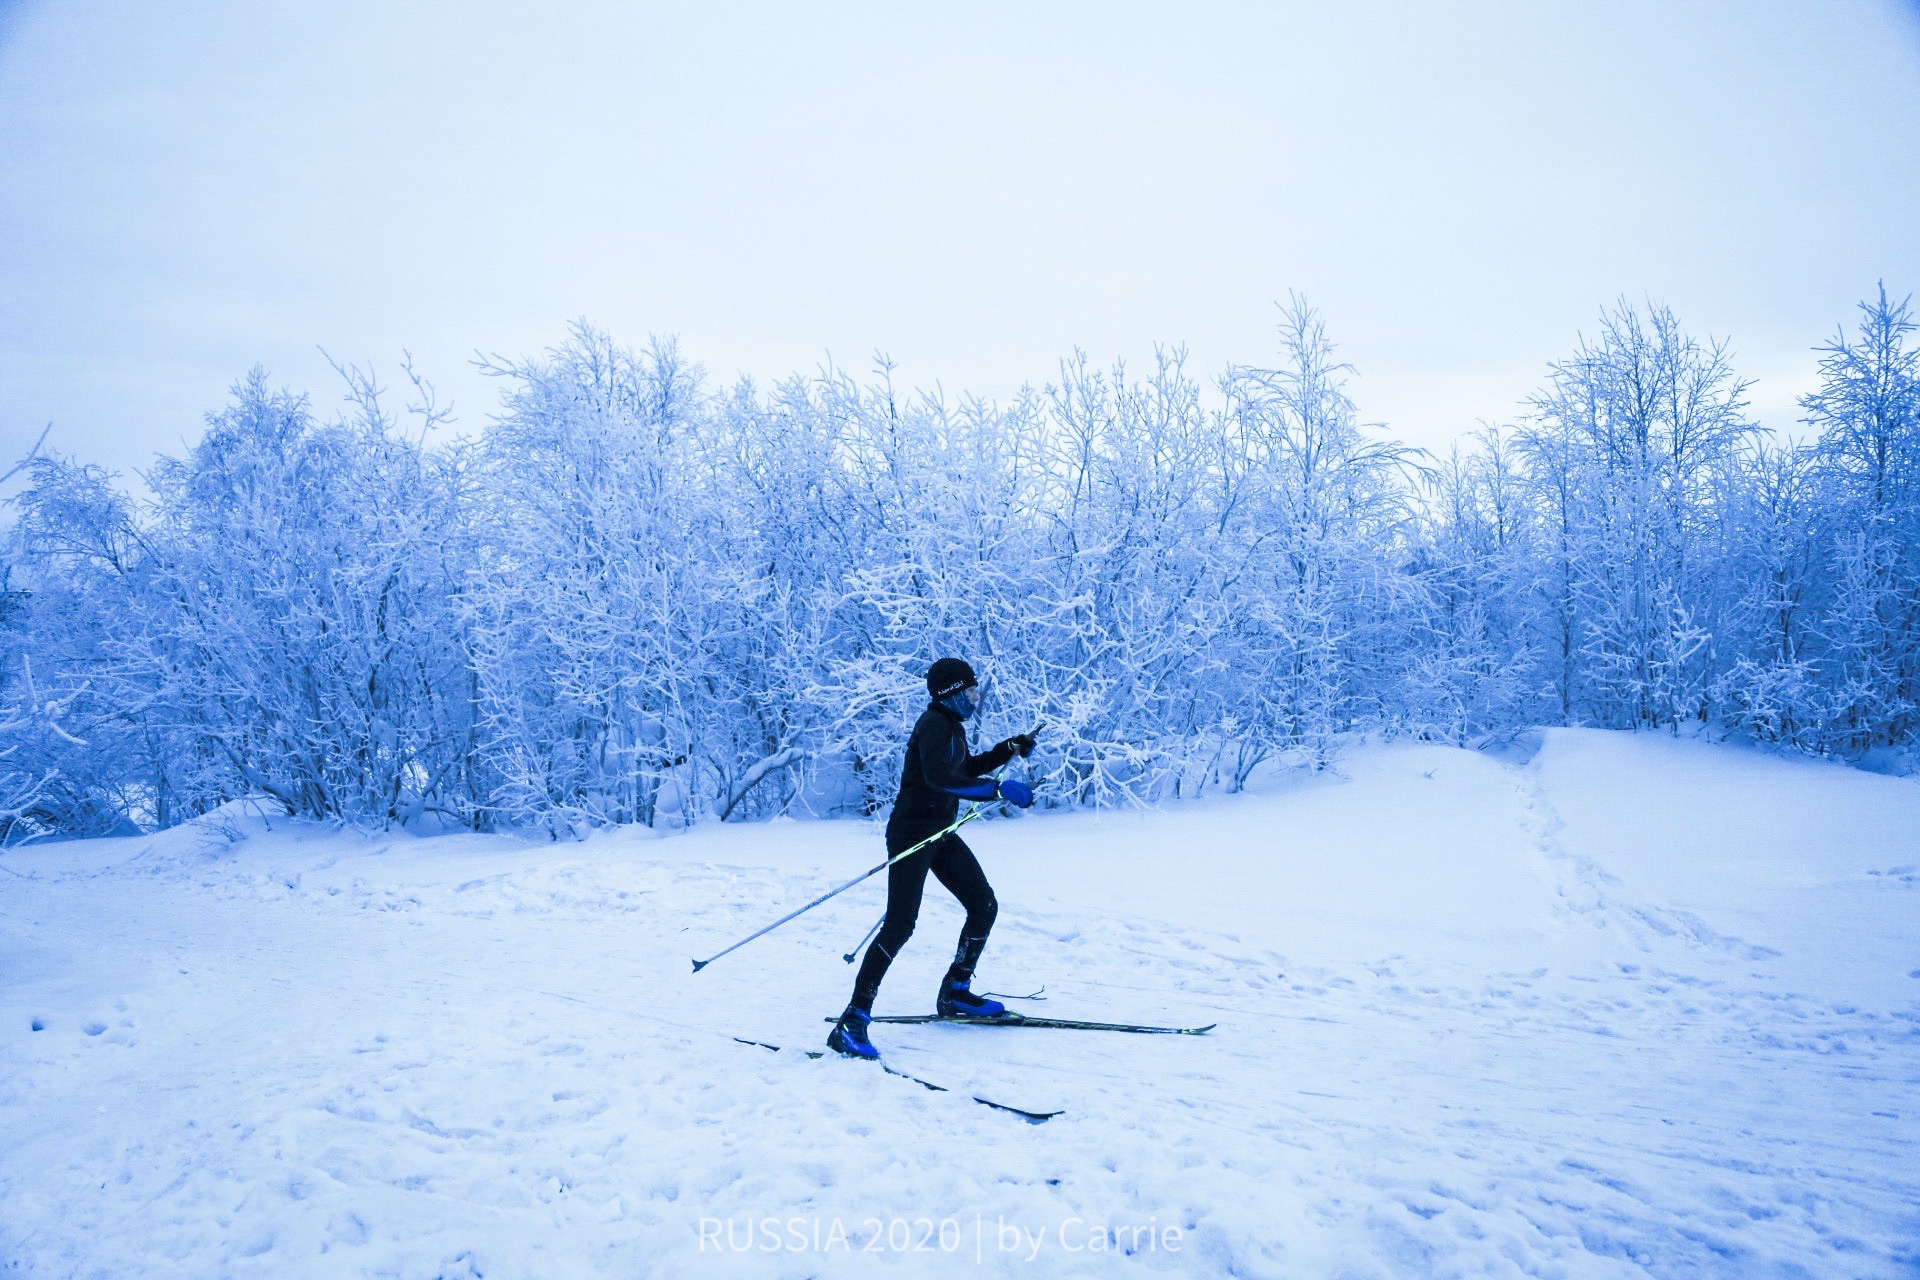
[828,657,1037,1060]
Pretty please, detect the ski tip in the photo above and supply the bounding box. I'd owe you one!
[972,1097,1062,1123]
[735,1036,830,1061]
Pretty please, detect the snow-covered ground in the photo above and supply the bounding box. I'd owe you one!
[2,729,1916,1278]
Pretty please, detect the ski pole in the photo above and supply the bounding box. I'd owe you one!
[691,805,988,973]
[843,914,885,963]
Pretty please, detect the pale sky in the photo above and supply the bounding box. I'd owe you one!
[3,1,1918,481]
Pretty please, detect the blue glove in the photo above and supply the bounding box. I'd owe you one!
[997,778,1035,809]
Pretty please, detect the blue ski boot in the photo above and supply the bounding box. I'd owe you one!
[937,977,1006,1019]
[827,1007,879,1060]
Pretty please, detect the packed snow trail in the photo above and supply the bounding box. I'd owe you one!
[1,730,1916,1277]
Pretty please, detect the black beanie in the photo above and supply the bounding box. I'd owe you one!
[926,657,977,699]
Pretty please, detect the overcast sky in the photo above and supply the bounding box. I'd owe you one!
[3,0,1918,480]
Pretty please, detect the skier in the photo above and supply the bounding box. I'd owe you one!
[828,657,1037,1060]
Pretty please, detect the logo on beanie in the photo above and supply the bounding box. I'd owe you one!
[926,657,977,699]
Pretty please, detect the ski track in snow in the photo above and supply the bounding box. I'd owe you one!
[1,731,1917,1278]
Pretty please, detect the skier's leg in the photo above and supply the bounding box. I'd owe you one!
[931,836,999,994]
[847,843,932,1014]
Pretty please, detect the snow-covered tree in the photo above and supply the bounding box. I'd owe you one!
[5,452,173,833]
[461,325,712,833]
[5,364,476,833]
[1801,286,1920,751]
[1518,301,1756,729]
[1403,428,1542,744]
[1218,297,1418,773]
[1707,440,1826,748]
[7,285,1918,839]
[131,367,475,825]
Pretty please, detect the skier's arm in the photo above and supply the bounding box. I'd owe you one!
[919,724,1001,801]
[965,726,1038,774]
[962,738,1016,775]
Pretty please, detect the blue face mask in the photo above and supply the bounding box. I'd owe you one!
[942,688,977,719]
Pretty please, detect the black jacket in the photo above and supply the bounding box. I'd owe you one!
[887,702,1014,836]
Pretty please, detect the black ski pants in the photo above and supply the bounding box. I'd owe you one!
[849,829,997,1013]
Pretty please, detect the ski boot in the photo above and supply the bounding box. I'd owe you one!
[937,977,1006,1019]
[827,1006,879,1060]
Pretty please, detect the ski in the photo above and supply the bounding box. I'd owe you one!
[733,1037,1062,1124]
[842,1012,1217,1035]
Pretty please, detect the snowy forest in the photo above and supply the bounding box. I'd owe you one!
[3,290,1916,840]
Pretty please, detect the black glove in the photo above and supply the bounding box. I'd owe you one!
[1001,731,1037,759]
